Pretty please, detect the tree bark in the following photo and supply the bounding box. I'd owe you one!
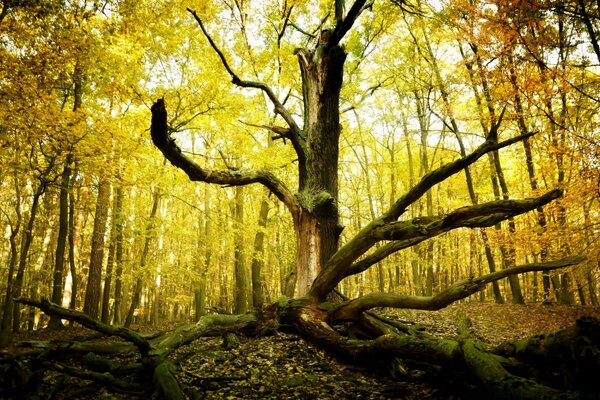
[233,186,248,314]
[101,181,120,324]
[0,174,21,346]
[13,171,51,332]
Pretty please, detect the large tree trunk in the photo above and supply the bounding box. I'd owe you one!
[293,33,345,297]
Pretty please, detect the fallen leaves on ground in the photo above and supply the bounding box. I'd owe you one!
[2,302,599,399]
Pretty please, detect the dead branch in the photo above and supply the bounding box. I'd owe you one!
[330,255,586,321]
[150,99,300,215]
[309,185,557,301]
[14,297,151,356]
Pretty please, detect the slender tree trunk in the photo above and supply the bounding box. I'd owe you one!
[83,177,111,319]
[0,175,21,346]
[233,186,248,314]
[68,176,78,315]
[195,185,212,320]
[414,89,435,296]
[101,183,120,324]
[13,177,49,332]
[463,40,524,303]
[492,150,524,304]
[48,155,72,329]
[458,45,505,303]
[251,197,269,308]
[112,186,124,325]
[125,189,160,328]
[509,59,551,303]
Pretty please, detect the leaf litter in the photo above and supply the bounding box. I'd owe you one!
[3,303,599,399]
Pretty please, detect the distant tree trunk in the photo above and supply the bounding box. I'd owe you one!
[458,46,505,303]
[468,40,524,304]
[125,189,160,328]
[112,186,125,325]
[414,89,435,296]
[68,175,78,314]
[509,60,551,303]
[588,269,599,307]
[403,129,423,296]
[251,197,269,309]
[233,186,248,314]
[13,175,50,332]
[48,155,72,329]
[195,185,212,320]
[83,178,111,319]
[0,175,21,346]
[101,182,120,324]
[150,284,159,325]
[491,150,524,304]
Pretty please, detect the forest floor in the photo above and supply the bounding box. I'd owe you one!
[4,302,600,399]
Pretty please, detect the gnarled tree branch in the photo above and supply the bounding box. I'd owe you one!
[329,0,374,49]
[150,99,299,215]
[14,297,151,356]
[331,255,586,321]
[309,187,561,301]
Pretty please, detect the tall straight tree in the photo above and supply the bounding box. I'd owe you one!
[83,177,111,319]
[47,154,72,329]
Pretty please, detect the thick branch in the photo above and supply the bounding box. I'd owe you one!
[154,313,260,357]
[150,99,299,215]
[382,130,532,223]
[186,8,305,156]
[309,187,559,300]
[14,297,151,356]
[329,0,374,49]
[331,255,586,321]
[377,189,563,240]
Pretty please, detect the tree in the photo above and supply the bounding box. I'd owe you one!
[141,0,589,395]
[82,177,111,320]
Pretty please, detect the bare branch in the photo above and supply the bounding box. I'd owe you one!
[239,120,292,141]
[14,297,151,356]
[331,255,586,321]
[150,99,299,214]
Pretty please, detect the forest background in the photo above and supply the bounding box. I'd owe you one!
[1,0,600,343]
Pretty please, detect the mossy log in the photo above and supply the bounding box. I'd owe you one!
[495,316,600,391]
